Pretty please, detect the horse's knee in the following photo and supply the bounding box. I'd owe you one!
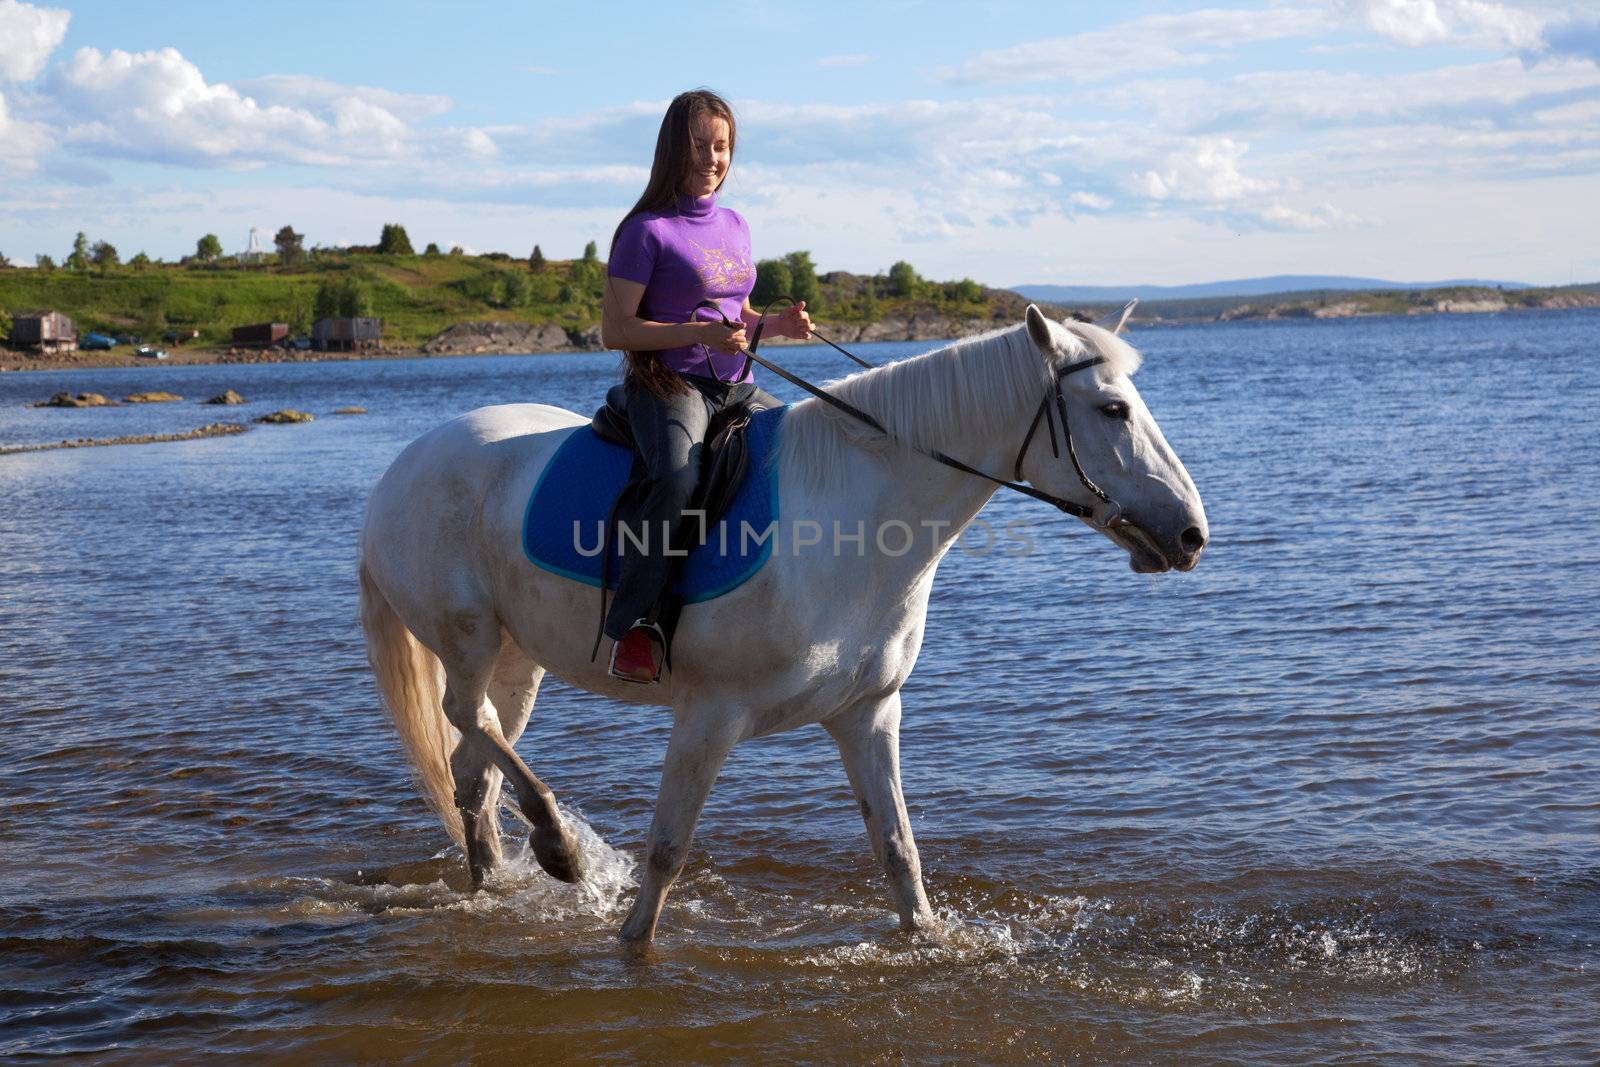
[880,834,917,880]
[646,837,686,881]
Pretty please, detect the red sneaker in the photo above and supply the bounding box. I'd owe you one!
[609,623,663,684]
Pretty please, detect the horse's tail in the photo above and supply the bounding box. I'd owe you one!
[358,561,464,846]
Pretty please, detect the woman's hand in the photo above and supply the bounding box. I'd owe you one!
[700,320,748,354]
[775,300,813,340]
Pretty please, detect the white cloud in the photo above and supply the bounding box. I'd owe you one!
[0,0,68,82]
[1257,201,1363,229]
[0,88,50,172]
[1130,136,1273,204]
[816,53,870,68]
[43,46,504,169]
[1087,56,1600,136]
[1339,0,1546,50]
[940,7,1331,85]
[232,74,453,121]
[1068,191,1113,209]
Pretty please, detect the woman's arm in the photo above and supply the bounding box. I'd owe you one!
[602,277,746,353]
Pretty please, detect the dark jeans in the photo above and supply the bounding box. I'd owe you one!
[603,373,780,639]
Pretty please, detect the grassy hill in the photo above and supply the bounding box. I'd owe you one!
[0,251,1036,350]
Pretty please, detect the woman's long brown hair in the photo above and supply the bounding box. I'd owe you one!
[610,89,737,396]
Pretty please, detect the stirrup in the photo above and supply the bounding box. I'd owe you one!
[608,620,665,684]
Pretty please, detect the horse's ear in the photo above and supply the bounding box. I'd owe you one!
[1092,299,1138,335]
[1025,304,1055,354]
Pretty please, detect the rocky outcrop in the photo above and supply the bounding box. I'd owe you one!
[35,392,111,408]
[421,321,590,355]
[1410,297,1507,314]
[332,406,367,415]
[1312,301,1376,319]
[1530,292,1600,309]
[810,314,1003,344]
[0,422,248,455]
[124,391,183,403]
[205,389,246,405]
[256,409,314,424]
[1217,304,1315,321]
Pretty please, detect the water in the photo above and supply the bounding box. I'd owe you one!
[1,312,1596,1063]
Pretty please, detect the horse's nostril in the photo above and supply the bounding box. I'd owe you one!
[1180,526,1206,554]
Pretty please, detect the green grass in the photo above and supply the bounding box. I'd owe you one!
[0,254,604,346]
[0,252,1032,349]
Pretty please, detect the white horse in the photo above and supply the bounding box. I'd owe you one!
[358,306,1206,943]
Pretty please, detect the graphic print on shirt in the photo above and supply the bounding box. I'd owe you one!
[686,236,754,293]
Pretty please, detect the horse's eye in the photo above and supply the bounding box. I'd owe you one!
[1099,401,1130,421]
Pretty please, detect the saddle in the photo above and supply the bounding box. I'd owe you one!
[588,379,766,662]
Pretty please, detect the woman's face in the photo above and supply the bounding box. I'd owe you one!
[682,114,731,199]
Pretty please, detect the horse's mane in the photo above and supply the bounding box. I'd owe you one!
[777,319,1142,492]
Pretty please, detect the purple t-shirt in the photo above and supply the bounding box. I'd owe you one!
[609,193,757,383]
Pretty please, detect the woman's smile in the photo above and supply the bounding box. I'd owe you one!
[684,114,731,198]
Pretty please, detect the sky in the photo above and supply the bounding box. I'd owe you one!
[2,0,1598,287]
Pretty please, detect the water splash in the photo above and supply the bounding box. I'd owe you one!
[274,805,635,923]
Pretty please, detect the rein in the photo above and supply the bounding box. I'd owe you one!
[690,300,1116,523]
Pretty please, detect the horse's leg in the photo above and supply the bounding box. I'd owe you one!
[824,693,937,932]
[440,627,581,888]
[464,641,546,871]
[619,708,744,943]
[481,642,582,882]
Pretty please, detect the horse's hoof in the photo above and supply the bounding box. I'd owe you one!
[530,823,585,883]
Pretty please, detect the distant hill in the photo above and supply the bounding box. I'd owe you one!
[1013,275,1530,302]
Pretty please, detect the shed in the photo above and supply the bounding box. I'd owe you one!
[10,311,78,353]
[231,322,289,347]
[312,316,382,352]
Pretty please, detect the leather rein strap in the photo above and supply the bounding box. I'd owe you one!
[690,300,1111,521]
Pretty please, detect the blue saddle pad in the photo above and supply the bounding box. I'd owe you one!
[521,406,784,604]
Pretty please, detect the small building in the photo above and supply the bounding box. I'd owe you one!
[312,316,382,352]
[10,311,78,353]
[231,322,289,347]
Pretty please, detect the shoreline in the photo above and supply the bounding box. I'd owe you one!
[4,301,1596,374]
[0,422,249,455]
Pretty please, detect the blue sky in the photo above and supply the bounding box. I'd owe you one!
[3,0,1598,286]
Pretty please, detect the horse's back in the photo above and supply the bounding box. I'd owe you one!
[362,403,586,611]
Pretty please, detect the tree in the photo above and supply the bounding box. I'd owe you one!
[196,233,223,263]
[313,276,373,319]
[502,270,529,307]
[947,277,982,304]
[449,245,465,256]
[91,240,120,275]
[35,254,55,272]
[751,258,793,307]
[378,223,415,255]
[888,259,921,298]
[274,225,305,265]
[582,240,598,263]
[67,232,90,272]
[129,251,152,271]
[0,251,10,269]
[424,242,441,256]
[529,244,546,273]
[783,250,820,308]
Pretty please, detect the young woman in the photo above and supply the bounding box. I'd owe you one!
[600,89,812,683]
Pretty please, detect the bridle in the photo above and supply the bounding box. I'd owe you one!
[688,299,1122,525]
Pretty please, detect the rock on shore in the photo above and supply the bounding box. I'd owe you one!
[205,389,246,405]
[125,391,183,403]
[421,321,598,355]
[35,392,112,408]
[256,409,314,424]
